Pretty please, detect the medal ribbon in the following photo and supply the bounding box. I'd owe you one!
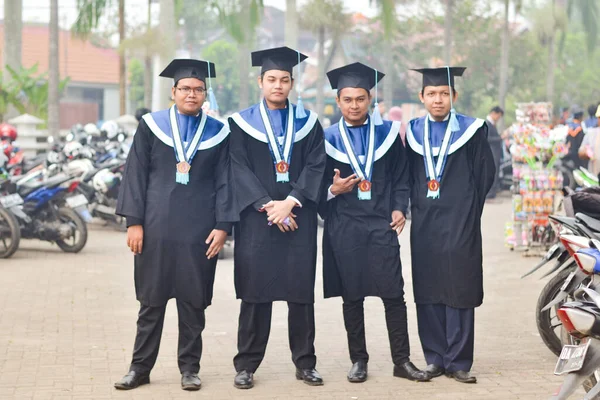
[169,105,208,163]
[423,114,454,199]
[259,99,295,182]
[337,116,375,200]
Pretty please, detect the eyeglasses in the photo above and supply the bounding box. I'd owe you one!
[176,87,207,95]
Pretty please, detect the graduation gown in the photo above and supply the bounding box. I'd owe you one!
[319,119,409,301]
[406,114,495,309]
[116,107,236,309]
[229,103,326,304]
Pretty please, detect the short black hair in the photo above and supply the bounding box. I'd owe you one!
[135,107,151,122]
[589,104,597,117]
[574,111,584,120]
[260,71,293,80]
[490,106,504,115]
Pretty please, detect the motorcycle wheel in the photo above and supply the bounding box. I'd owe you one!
[584,373,600,398]
[0,207,20,258]
[55,207,88,253]
[536,266,577,356]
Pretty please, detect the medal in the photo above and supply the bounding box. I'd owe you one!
[338,116,375,200]
[170,105,208,185]
[260,99,295,183]
[423,115,454,199]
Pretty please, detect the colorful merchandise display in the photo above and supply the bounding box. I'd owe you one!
[504,103,566,253]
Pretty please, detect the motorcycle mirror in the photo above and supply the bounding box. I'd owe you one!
[117,133,125,143]
[47,136,55,144]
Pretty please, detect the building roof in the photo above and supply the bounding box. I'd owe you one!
[0,22,119,85]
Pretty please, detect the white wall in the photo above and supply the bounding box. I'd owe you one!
[103,87,120,121]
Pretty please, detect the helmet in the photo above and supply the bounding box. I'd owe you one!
[92,169,119,194]
[100,120,120,139]
[0,123,17,141]
[63,141,83,159]
[83,123,101,136]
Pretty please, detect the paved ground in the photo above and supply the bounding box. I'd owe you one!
[0,197,582,399]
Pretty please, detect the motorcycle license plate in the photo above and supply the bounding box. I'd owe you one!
[0,193,24,208]
[66,194,88,209]
[560,271,577,292]
[554,340,591,375]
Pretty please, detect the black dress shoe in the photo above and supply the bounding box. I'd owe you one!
[295,368,324,386]
[347,361,368,383]
[446,370,477,384]
[424,364,445,378]
[114,370,150,390]
[393,361,431,382]
[234,370,254,389]
[181,372,201,391]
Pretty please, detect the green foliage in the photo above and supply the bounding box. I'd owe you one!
[201,40,259,113]
[128,58,145,109]
[72,0,111,37]
[5,65,69,123]
[0,71,26,122]
[210,0,264,45]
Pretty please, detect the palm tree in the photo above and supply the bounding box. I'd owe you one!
[300,0,349,117]
[48,0,60,136]
[72,0,127,115]
[443,0,453,65]
[498,0,522,132]
[371,0,396,108]
[3,0,22,120]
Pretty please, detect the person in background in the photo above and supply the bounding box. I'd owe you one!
[583,104,599,134]
[579,105,600,175]
[565,109,586,171]
[388,106,406,145]
[559,107,570,125]
[485,106,504,200]
[134,107,151,123]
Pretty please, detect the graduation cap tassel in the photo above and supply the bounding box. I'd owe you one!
[371,69,383,126]
[207,61,219,111]
[295,50,307,118]
[447,66,460,132]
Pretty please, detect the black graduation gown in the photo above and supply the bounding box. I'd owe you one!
[229,103,326,304]
[406,114,495,309]
[116,108,236,309]
[319,119,410,301]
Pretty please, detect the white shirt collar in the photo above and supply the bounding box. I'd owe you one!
[344,116,370,127]
[427,113,450,122]
[486,115,495,124]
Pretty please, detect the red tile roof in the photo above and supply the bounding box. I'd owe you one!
[0,22,119,85]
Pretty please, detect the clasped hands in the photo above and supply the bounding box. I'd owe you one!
[261,198,299,233]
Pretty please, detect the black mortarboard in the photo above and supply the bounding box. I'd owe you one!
[159,59,216,85]
[326,62,384,92]
[251,46,308,75]
[411,67,466,88]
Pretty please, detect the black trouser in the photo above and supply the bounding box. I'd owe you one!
[233,301,317,372]
[487,140,503,198]
[342,297,410,366]
[129,299,206,374]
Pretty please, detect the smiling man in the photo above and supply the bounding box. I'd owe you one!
[405,67,495,384]
[319,62,429,384]
[115,59,236,391]
[228,46,326,389]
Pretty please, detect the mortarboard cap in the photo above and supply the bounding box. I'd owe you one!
[411,67,466,88]
[159,59,216,85]
[251,46,308,75]
[326,62,385,92]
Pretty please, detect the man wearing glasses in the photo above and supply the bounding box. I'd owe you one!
[115,59,236,391]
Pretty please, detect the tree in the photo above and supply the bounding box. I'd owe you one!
[443,0,454,65]
[128,58,145,111]
[48,0,60,136]
[372,0,397,107]
[300,0,350,117]
[72,0,127,115]
[498,0,522,132]
[3,0,23,120]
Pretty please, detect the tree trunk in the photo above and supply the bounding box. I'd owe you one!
[498,0,510,133]
[546,33,556,104]
[443,0,453,65]
[158,0,176,110]
[315,25,325,118]
[48,0,60,137]
[144,0,152,108]
[3,0,22,120]
[382,38,393,110]
[119,0,126,115]
[285,0,298,101]
[238,0,252,109]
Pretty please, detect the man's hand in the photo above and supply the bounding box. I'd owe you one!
[274,213,298,233]
[206,229,228,259]
[390,211,406,236]
[265,198,297,225]
[127,225,144,255]
[330,169,362,196]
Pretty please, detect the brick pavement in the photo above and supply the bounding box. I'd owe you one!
[0,199,584,399]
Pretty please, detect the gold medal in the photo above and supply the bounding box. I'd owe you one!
[177,161,191,174]
[276,161,289,174]
[358,180,372,192]
[427,179,440,192]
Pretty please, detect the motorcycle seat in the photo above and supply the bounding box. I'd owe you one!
[549,215,579,232]
[18,174,71,197]
[577,213,600,233]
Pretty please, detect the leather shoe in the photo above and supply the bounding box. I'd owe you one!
[181,372,201,391]
[446,370,477,384]
[114,370,150,390]
[347,361,368,383]
[424,364,445,378]
[295,368,324,386]
[393,361,431,382]
[234,370,254,389]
